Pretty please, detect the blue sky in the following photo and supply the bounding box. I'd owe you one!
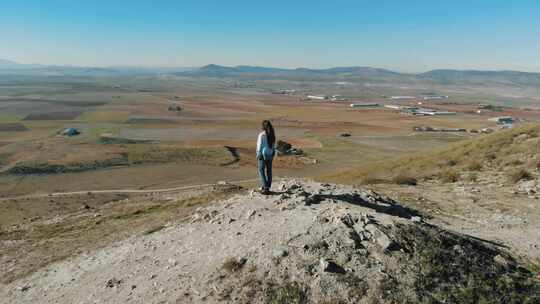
[1,0,539,72]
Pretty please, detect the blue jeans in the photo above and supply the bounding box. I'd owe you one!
[258,158,273,190]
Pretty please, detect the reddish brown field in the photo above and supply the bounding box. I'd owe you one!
[23,111,83,121]
[3,86,536,197]
[0,123,28,132]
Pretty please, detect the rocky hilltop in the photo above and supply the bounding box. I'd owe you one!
[1,180,538,303]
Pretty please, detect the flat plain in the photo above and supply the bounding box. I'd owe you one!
[1,75,540,197]
[1,73,540,289]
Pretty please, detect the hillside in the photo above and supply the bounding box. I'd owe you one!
[1,180,537,303]
[324,123,540,186]
[321,124,540,274]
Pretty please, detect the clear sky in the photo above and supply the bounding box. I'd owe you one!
[1,0,539,72]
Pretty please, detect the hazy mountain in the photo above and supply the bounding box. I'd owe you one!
[194,64,290,76]
[0,59,39,69]
[3,59,540,87]
[0,59,194,77]
[0,59,19,67]
[419,69,540,86]
[295,66,403,77]
[182,64,410,81]
[179,64,540,87]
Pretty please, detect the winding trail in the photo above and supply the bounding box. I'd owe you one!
[0,177,276,202]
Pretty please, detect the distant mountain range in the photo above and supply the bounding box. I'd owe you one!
[182,64,406,80]
[2,59,540,86]
[0,59,193,76]
[418,69,540,86]
[178,64,540,86]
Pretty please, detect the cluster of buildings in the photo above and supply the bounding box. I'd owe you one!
[390,96,416,100]
[271,89,297,95]
[412,126,497,134]
[413,126,466,132]
[305,95,347,102]
[422,95,449,101]
[384,105,456,116]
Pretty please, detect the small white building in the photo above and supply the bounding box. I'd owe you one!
[390,96,416,100]
[423,95,449,100]
[384,105,402,110]
[330,95,347,101]
[415,109,456,116]
[306,95,329,100]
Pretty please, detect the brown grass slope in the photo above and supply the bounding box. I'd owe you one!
[323,123,540,185]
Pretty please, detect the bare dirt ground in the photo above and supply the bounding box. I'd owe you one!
[0,183,248,285]
[4,82,540,199]
[369,179,540,263]
[1,180,537,303]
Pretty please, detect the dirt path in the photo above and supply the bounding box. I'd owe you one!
[0,178,267,202]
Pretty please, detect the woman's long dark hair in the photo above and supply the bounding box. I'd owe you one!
[262,120,275,147]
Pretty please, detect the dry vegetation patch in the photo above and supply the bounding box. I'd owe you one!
[23,111,83,121]
[322,124,540,186]
[439,169,460,183]
[0,123,28,132]
[392,174,418,185]
[509,168,533,183]
[77,111,129,123]
[1,139,235,175]
[0,184,246,284]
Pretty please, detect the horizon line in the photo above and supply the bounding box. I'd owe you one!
[2,58,540,75]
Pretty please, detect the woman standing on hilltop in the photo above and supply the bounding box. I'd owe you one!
[256,120,276,195]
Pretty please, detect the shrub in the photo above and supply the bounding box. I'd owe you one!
[466,173,478,182]
[276,140,292,154]
[446,159,457,167]
[392,174,418,186]
[222,257,246,273]
[360,174,386,185]
[507,159,524,166]
[485,153,497,161]
[509,168,533,183]
[467,161,483,171]
[265,282,306,304]
[440,169,459,183]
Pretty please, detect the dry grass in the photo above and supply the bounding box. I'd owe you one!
[0,185,245,284]
[439,169,460,183]
[465,172,478,182]
[77,111,130,123]
[509,168,533,183]
[321,123,540,185]
[222,257,246,273]
[2,141,234,175]
[361,176,387,185]
[467,161,483,171]
[0,123,28,132]
[126,144,233,166]
[392,174,418,186]
[23,111,83,121]
[265,282,307,304]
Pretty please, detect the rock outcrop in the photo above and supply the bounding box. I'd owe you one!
[1,180,538,304]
